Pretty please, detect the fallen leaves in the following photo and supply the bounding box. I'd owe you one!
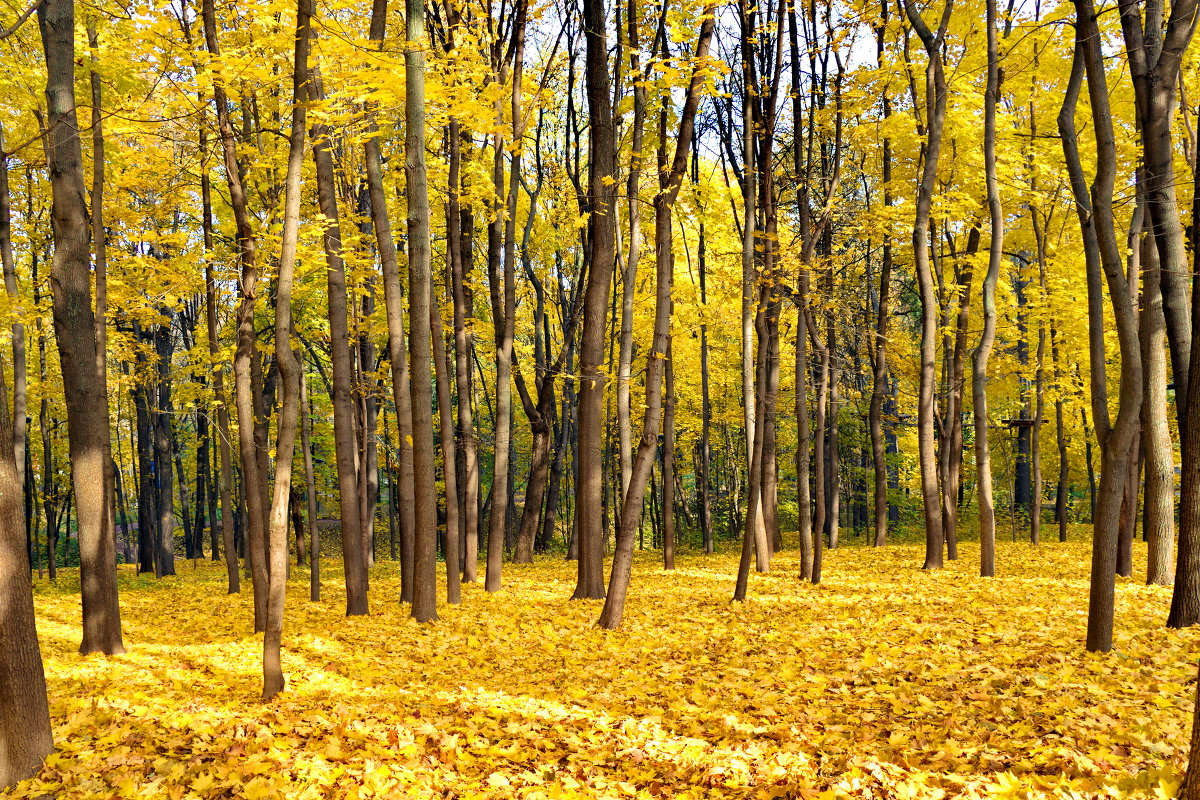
[3,536,1197,798]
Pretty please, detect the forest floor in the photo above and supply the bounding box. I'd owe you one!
[3,535,1195,799]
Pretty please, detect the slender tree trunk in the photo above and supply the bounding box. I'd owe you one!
[811,331,828,583]
[697,163,714,554]
[444,115,477,582]
[309,67,367,616]
[617,0,645,506]
[902,0,951,572]
[202,0,266,626]
[1062,5,1145,649]
[152,322,176,577]
[405,0,438,622]
[663,340,676,570]
[431,267,461,604]
[262,0,311,699]
[572,0,617,601]
[362,0,415,604]
[203,168,238,593]
[870,9,892,548]
[597,8,712,627]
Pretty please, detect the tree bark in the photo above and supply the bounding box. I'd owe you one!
[202,0,267,628]
[0,129,28,564]
[39,0,123,654]
[902,0,951,572]
[309,67,368,616]
[572,0,617,601]
[597,8,712,628]
[362,0,414,604]
[262,0,310,699]
[406,0,438,623]
[1141,232,1174,585]
[976,0,1002,577]
[1062,4,1145,649]
[0,352,52,788]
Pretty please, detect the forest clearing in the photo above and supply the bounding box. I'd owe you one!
[3,538,1195,799]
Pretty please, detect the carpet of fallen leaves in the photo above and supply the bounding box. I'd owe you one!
[3,536,1198,799]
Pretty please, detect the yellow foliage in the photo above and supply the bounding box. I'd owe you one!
[3,540,1196,799]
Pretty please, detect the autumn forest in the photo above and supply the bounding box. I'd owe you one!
[2,0,1200,794]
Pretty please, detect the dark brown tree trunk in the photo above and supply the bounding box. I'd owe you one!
[363,0,415,604]
[153,322,176,577]
[870,6,892,549]
[572,0,617,601]
[406,0,438,623]
[301,367,319,601]
[431,264,461,604]
[663,340,676,570]
[38,0,123,655]
[308,68,367,616]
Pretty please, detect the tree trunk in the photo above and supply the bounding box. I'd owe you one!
[262,0,311,699]
[663,340,676,570]
[309,68,367,616]
[0,129,28,572]
[902,0,951,572]
[597,8,712,627]
[359,0,414,604]
[202,0,267,628]
[870,10,892,548]
[0,352,52,788]
[1141,236,1174,585]
[616,0,645,507]
[405,0,438,623]
[39,0,123,655]
[1062,3,1145,650]
[572,0,617,601]
[203,177,238,593]
[431,263,461,604]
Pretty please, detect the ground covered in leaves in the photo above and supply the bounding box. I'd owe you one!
[4,536,1197,799]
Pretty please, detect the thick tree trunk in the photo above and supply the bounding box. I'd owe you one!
[1141,238,1174,585]
[0,353,52,788]
[39,0,124,655]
